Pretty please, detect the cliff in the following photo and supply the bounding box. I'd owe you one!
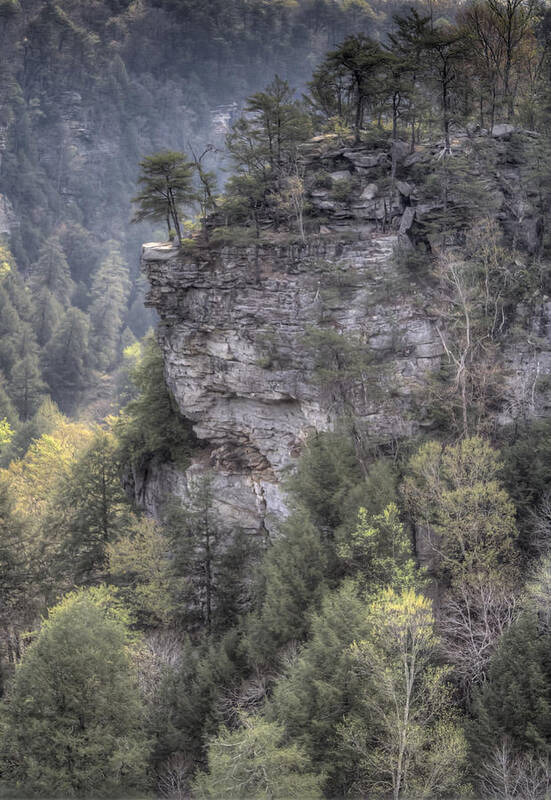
[139,128,551,532]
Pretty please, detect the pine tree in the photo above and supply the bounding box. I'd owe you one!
[0,587,150,798]
[322,34,392,139]
[167,474,254,634]
[115,333,194,466]
[149,632,245,776]
[55,429,132,584]
[0,379,17,428]
[470,610,551,769]
[0,479,34,671]
[42,307,90,409]
[31,235,74,307]
[33,286,62,346]
[88,242,130,371]
[246,507,327,663]
[193,715,323,800]
[8,352,46,420]
[269,581,372,796]
[0,285,24,376]
[132,150,196,244]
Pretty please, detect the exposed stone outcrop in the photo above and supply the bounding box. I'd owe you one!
[0,194,16,236]
[138,131,551,532]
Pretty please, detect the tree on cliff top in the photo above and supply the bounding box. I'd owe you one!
[132,150,196,244]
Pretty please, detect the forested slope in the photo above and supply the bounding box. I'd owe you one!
[3,1,551,799]
[0,0,425,419]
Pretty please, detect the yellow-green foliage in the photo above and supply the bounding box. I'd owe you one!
[402,436,519,582]
[194,714,324,800]
[108,516,177,627]
[342,588,469,798]
[0,240,14,281]
[0,417,13,446]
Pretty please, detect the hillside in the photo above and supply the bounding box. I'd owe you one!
[3,1,551,799]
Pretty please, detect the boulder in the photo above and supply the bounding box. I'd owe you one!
[403,150,426,168]
[330,170,351,182]
[0,194,17,235]
[396,181,412,197]
[399,207,416,234]
[343,150,388,168]
[492,123,516,139]
[360,183,378,200]
[391,140,410,163]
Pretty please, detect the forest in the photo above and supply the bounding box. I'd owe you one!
[2,0,551,798]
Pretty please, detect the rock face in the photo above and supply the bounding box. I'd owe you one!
[143,234,443,530]
[0,194,16,236]
[139,131,551,532]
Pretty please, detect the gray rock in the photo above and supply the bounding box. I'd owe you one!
[136,136,551,535]
[396,181,412,197]
[330,170,351,182]
[392,140,410,163]
[492,123,516,138]
[399,207,415,233]
[0,194,16,235]
[343,150,388,168]
[142,241,180,261]
[403,150,425,168]
[360,183,378,200]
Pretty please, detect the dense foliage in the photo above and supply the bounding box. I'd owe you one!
[4,1,551,799]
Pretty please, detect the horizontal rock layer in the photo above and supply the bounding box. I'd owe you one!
[140,133,551,531]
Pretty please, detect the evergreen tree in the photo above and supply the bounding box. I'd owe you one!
[88,242,130,371]
[224,77,311,230]
[388,7,432,151]
[31,235,74,307]
[269,581,372,796]
[242,76,312,173]
[55,429,132,584]
[42,307,90,409]
[470,609,551,768]
[246,507,327,664]
[0,379,17,428]
[167,475,254,634]
[193,715,323,800]
[0,587,150,798]
[0,285,24,377]
[0,479,34,672]
[288,432,365,533]
[422,23,469,153]
[132,150,196,244]
[322,34,392,139]
[115,333,194,467]
[33,286,62,346]
[149,632,245,776]
[8,352,46,421]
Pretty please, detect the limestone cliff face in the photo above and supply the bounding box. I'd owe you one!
[139,130,551,532]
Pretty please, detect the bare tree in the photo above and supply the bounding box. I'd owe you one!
[135,629,184,701]
[529,496,551,559]
[478,739,551,800]
[485,0,541,120]
[526,553,551,632]
[439,574,517,694]
[158,753,193,800]
[279,168,306,241]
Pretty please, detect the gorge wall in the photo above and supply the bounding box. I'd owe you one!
[137,129,551,533]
